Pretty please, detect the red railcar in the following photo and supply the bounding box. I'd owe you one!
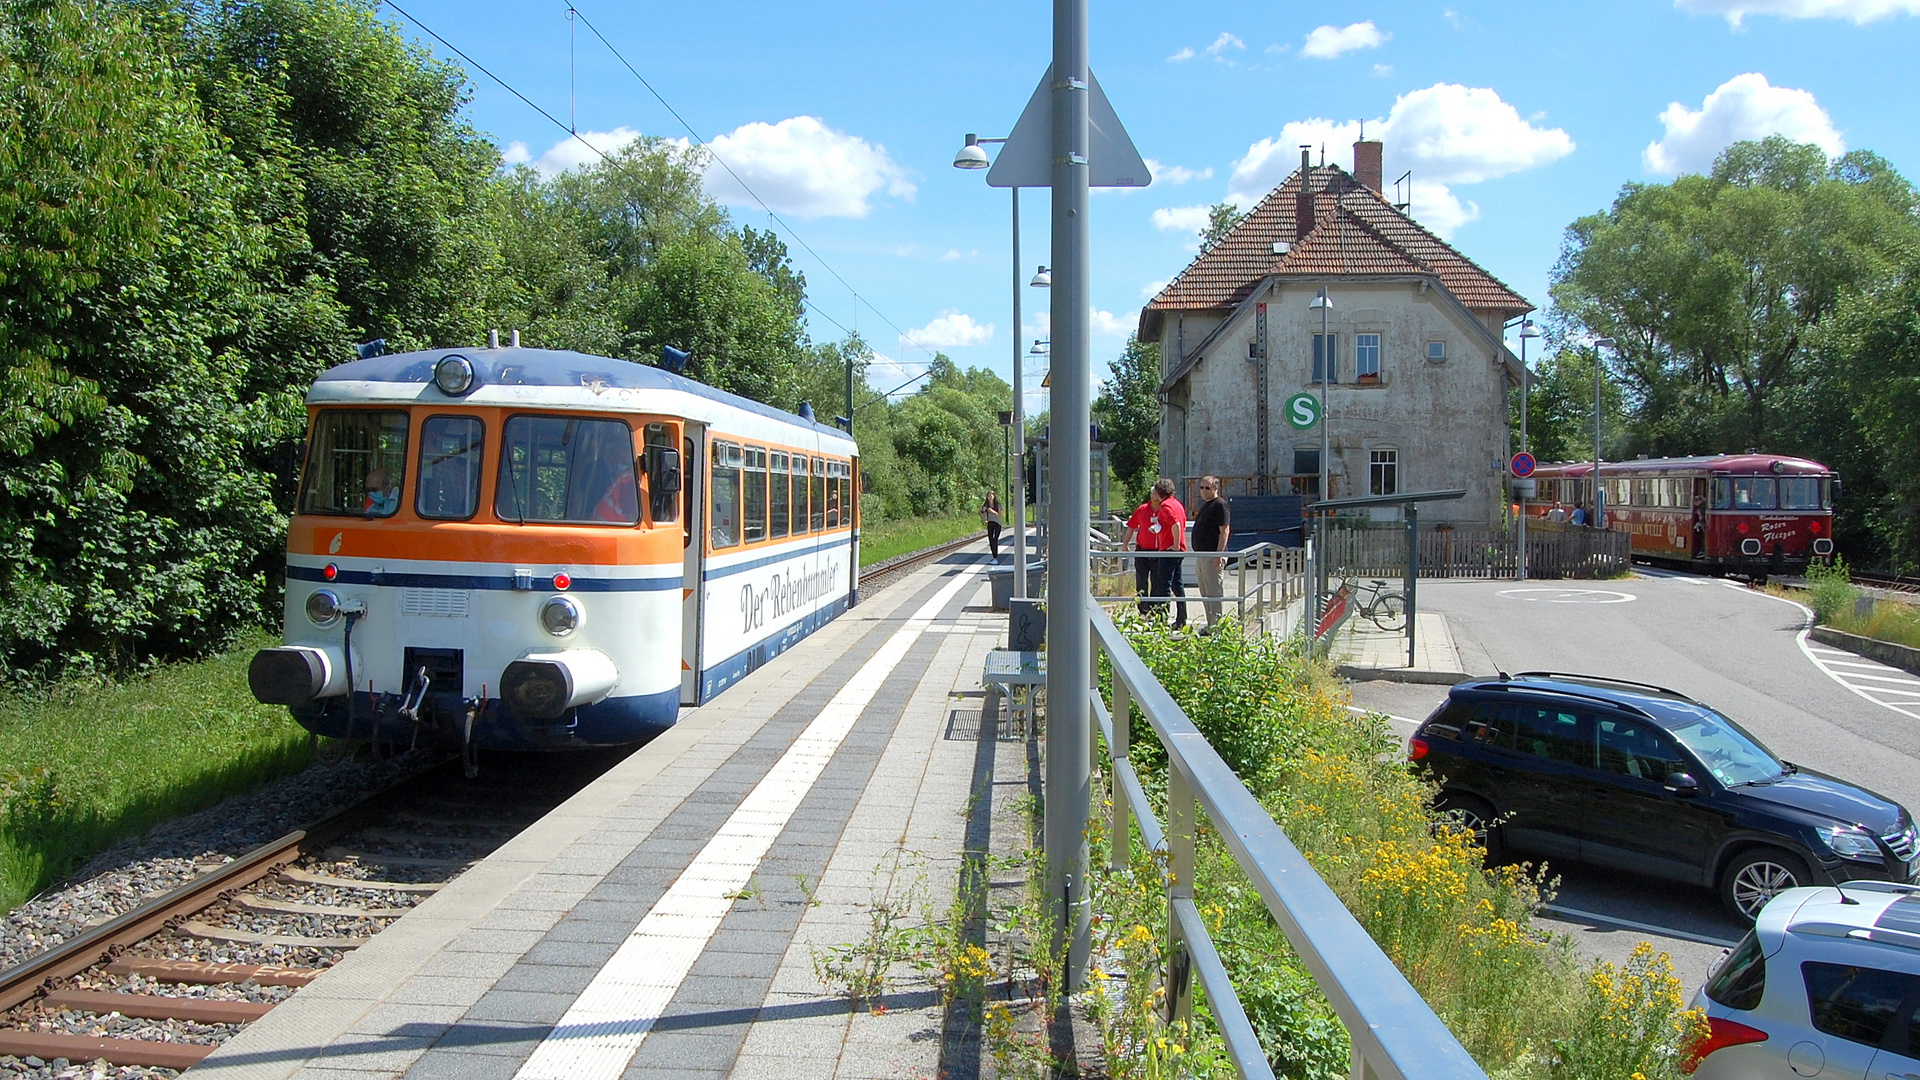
[1527,454,1837,578]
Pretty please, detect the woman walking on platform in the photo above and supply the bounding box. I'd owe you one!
[981,490,1005,559]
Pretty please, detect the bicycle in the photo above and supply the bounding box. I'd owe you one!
[1348,578,1406,632]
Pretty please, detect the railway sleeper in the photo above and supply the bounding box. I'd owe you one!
[233,893,412,919]
[39,989,274,1024]
[174,920,370,949]
[277,866,442,892]
[0,1029,212,1070]
[105,958,323,986]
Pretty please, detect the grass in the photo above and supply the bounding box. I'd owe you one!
[0,628,312,912]
[1086,617,1704,1079]
[859,512,985,567]
[1800,559,1920,650]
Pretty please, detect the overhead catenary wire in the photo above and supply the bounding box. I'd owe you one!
[379,0,937,399]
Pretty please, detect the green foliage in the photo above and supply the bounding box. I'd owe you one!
[0,629,310,909]
[1548,135,1920,570]
[858,514,980,567]
[1805,557,1856,624]
[1094,335,1162,504]
[1200,202,1246,253]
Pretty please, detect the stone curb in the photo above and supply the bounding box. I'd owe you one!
[1810,625,1920,678]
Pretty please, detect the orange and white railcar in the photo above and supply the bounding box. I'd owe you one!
[248,346,859,751]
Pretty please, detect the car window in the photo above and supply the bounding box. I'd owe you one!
[1595,718,1690,783]
[1666,711,1785,787]
[1802,962,1920,1049]
[1471,702,1587,765]
[1705,932,1767,1011]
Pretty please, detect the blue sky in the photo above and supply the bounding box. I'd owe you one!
[383,0,1920,412]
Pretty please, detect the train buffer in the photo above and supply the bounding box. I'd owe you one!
[189,543,1029,1080]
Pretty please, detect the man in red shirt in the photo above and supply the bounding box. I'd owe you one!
[1124,477,1188,629]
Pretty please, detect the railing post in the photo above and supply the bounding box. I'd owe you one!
[1109,667,1130,873]
[1165,763,1195,1029]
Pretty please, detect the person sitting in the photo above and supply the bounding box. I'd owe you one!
[364,467,400,516]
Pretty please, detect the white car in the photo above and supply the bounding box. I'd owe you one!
[1690,881,1920,1078]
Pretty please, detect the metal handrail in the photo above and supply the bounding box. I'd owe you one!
[1089,602,1487,1080]
[1088,542,1308,630]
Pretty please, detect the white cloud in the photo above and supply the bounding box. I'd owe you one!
[865,350,923,396]
[1372,63,1394,77]
[1405,182,1480,237]
[1301,21,1389,59]
[1228,84,1574,208]
[1677,0,1920,24]
[1143,159,1213,185]
[1265,42,1290,54]
[939,248,978,262]
[1140,279,1170,299]
[1205,32,1246,56]
[1642,73,1843,175]
[1167,46,1196,62]
[904,311,993,349]
[1092,310,1133,337]
[508,127,644,178]
[704,116,914,220]
[1152,205,1213,234]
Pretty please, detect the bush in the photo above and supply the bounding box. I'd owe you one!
[1097,622,1706,1079]
[1806,557,1857,624]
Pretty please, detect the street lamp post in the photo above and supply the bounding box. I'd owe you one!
[1591,337,1615,528]
[1309,286,1333,618]
[954,136,1043,595]
[1516,318,1540,579]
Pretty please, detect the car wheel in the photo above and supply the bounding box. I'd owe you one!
[1720,847,1809,922]
[1434,793,1502,864]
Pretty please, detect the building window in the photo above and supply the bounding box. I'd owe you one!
[1356,333,1382,381]
[1370,449,1399,496]
[1426,341,1447,363]
[1312,333,1339,383]
[1292,448,1320,496]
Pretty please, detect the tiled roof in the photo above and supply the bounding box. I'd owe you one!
[1144,166,1530,315]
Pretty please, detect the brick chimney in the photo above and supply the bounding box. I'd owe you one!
[1353,139,1383,194]
[1295,147,1315,240]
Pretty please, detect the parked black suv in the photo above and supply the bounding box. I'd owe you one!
[1410,672,1919,921]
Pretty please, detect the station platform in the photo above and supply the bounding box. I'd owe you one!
[191,548,1005,1080]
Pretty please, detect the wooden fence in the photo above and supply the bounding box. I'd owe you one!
[1321,521,1631,580]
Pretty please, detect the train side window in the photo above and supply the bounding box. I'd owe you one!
[643,423,680,525]
[416,416,484,520]
[792,456,809,534]
[300,410,410,518]
[1781,476,1821,510]
[826,461,841,528]
[769,452,791,539]
[710,441,742,548]
[1712,477,1733,509]
[811,458,827,532]
[1733,477,1777,510]
[839,463,853,527]
[743,446,768,543]
[495,416,638,525]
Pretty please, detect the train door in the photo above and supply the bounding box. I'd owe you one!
[849,454,861,605]
[1691,477,1708,559]
[681,424,705,705]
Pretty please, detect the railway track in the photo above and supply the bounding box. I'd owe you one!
[857,530,985,591]
[1855,570,1920,595]
[0,752,624,1074]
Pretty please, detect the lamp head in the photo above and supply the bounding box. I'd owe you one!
[1030,265,1052,288]
[1308,287,1332,310]
[952,133,990,170]
[1592,336,1616,350]
[1519,319,1541,339]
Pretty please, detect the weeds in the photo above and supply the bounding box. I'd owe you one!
[1806,556,1858,624]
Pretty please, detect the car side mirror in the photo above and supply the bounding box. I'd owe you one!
[648,446,682,494]
[1664,772,1701,796]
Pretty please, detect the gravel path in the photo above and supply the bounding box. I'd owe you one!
[0,752,434,975]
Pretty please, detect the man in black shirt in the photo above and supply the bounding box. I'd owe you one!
[1191,476,1231,633]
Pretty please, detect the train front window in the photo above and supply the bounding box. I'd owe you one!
[1732,477,1778,510]
[495,416,638,525]
[416,416,484,520]
[300,410,409,518]
[1781,476,1822,510]
[744,447,768,543]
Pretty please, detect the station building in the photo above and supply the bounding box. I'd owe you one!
[1139,139,1532,526]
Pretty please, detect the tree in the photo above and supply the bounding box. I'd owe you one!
[1093,335,1161,502]
[1200,201,1245,252]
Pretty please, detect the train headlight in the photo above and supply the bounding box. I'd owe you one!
[540,595,582,636]
[305,589,342,626]
[434,354,477,396]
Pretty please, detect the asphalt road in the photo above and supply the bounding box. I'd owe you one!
[1347,569,1920,996]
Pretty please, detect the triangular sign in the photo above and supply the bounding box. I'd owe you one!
[986,66,1150,189]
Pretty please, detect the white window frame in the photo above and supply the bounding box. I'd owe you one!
[1356,332,1383,381]
[1425,340,1447,363]
[1370,448,1399,497]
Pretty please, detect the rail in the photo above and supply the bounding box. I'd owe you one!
[1089,542,1308,632]
[1088,602,1487,1080]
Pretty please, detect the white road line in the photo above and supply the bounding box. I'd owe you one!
[1736,585,1920,723]
[1839,672,1920,687]
[1538,904,1739,949]
[1347,704,1421,726]
[512,562,981,1080]
[1821,658,1907,670]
